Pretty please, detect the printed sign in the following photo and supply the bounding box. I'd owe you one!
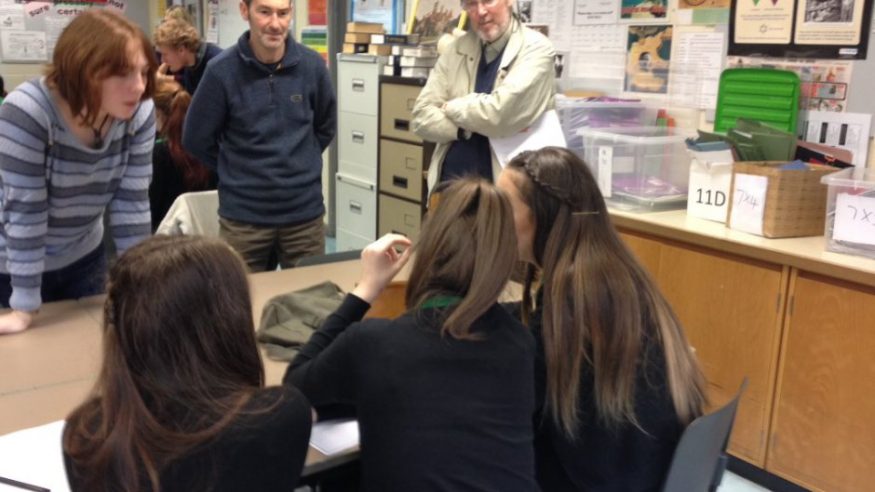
[687,162,732,222]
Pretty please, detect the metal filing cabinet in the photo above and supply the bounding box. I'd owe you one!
[336,54,383,251]
[377,76,433,242]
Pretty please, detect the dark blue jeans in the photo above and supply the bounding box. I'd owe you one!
[0,246,107,308]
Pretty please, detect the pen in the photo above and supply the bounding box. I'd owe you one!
[0,475,50,492]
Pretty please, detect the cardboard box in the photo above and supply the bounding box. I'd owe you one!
[727,161,836,238]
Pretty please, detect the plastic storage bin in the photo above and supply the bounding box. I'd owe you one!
[555,96,650,153]
[821,167,875,259]
[577,126,693,212]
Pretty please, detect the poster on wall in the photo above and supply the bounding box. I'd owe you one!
[308,0,327,25]
[729,0,874,58]
[351,0,399,33]
[407,0,464,40]
[1,30,46,62]
[624,25,673,93]
[574,0,620,24]
[679,0,731,9]
[620,0,669,22]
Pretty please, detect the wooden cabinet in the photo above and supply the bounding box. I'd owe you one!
[767,272,875,492]
[620,230,787,466]
[617,213,875,492]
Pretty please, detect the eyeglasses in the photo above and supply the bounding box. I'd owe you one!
[461,0,500,11]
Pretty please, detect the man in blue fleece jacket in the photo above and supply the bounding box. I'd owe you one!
[183,0,336,271]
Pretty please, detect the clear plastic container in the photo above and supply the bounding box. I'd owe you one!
[821,167,875,259]
[555,96,650,152]
[577,126,694,212]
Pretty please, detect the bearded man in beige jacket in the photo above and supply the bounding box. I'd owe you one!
[411,0,555,193]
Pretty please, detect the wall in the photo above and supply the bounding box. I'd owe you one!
[0,4,153,92]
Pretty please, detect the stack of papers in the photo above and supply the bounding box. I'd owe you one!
[0,421,68,492]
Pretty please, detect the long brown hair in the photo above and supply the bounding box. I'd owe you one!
[405,178,518,339]
[153,78,211,188]
[63,235,263,492]
[506,147,706,436]
[46,9,157,127]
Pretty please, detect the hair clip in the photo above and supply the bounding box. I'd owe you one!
[572,211,599,216]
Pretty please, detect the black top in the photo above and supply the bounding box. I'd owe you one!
[527,303,684,492]
[149,139,217,231]
[64,385,312,492]
[182,42,223,95]
[285,294,538,492]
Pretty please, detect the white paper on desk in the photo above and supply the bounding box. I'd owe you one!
[309,419,359,456]
[490,110,567,168]
[0,420,69,492]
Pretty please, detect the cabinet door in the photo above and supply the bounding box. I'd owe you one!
[380,139,424,202]
[767,271,875,492]
[619,231,663,277]
[619,230,786,465]
[648,238,786,466]
[338,56,381,116]
[380,83,423,144]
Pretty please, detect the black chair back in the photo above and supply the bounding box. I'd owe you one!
[661,378,749,492]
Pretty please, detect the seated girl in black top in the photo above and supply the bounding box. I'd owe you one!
[285,178,538,492]
[149,78,216,230]
[496,147,708,492]
[63,235,312,492]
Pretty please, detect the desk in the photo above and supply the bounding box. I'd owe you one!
[0,259,366,476]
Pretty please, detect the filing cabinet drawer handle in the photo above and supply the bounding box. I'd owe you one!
[349,201,363,214]
[352,79,365,91]
[391,230,407,237]
[351,131,365,143]
[394,119,410,132]
[392,175,408,189]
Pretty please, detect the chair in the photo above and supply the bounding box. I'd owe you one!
[155,190,220,237]
[661,378,749,492]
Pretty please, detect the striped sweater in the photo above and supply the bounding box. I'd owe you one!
[0,78,154,312]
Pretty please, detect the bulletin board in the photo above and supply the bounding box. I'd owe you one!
[728,0,874,59]
[529,0,875,135]
[0,0,128,64]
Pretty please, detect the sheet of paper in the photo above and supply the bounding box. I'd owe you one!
[531,0,573,51]
[574,0,619,25]
[669,27,725,109]
[490,110,567,167]
[0,420,69,492]
[0,30,45,61]
[729,173,768,236]
[309,419,360,456]
[799,110,871,166]
[833,193,875,246]
[0,5,25,29]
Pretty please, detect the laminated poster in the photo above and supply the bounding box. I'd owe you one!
[625,25,672,94]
